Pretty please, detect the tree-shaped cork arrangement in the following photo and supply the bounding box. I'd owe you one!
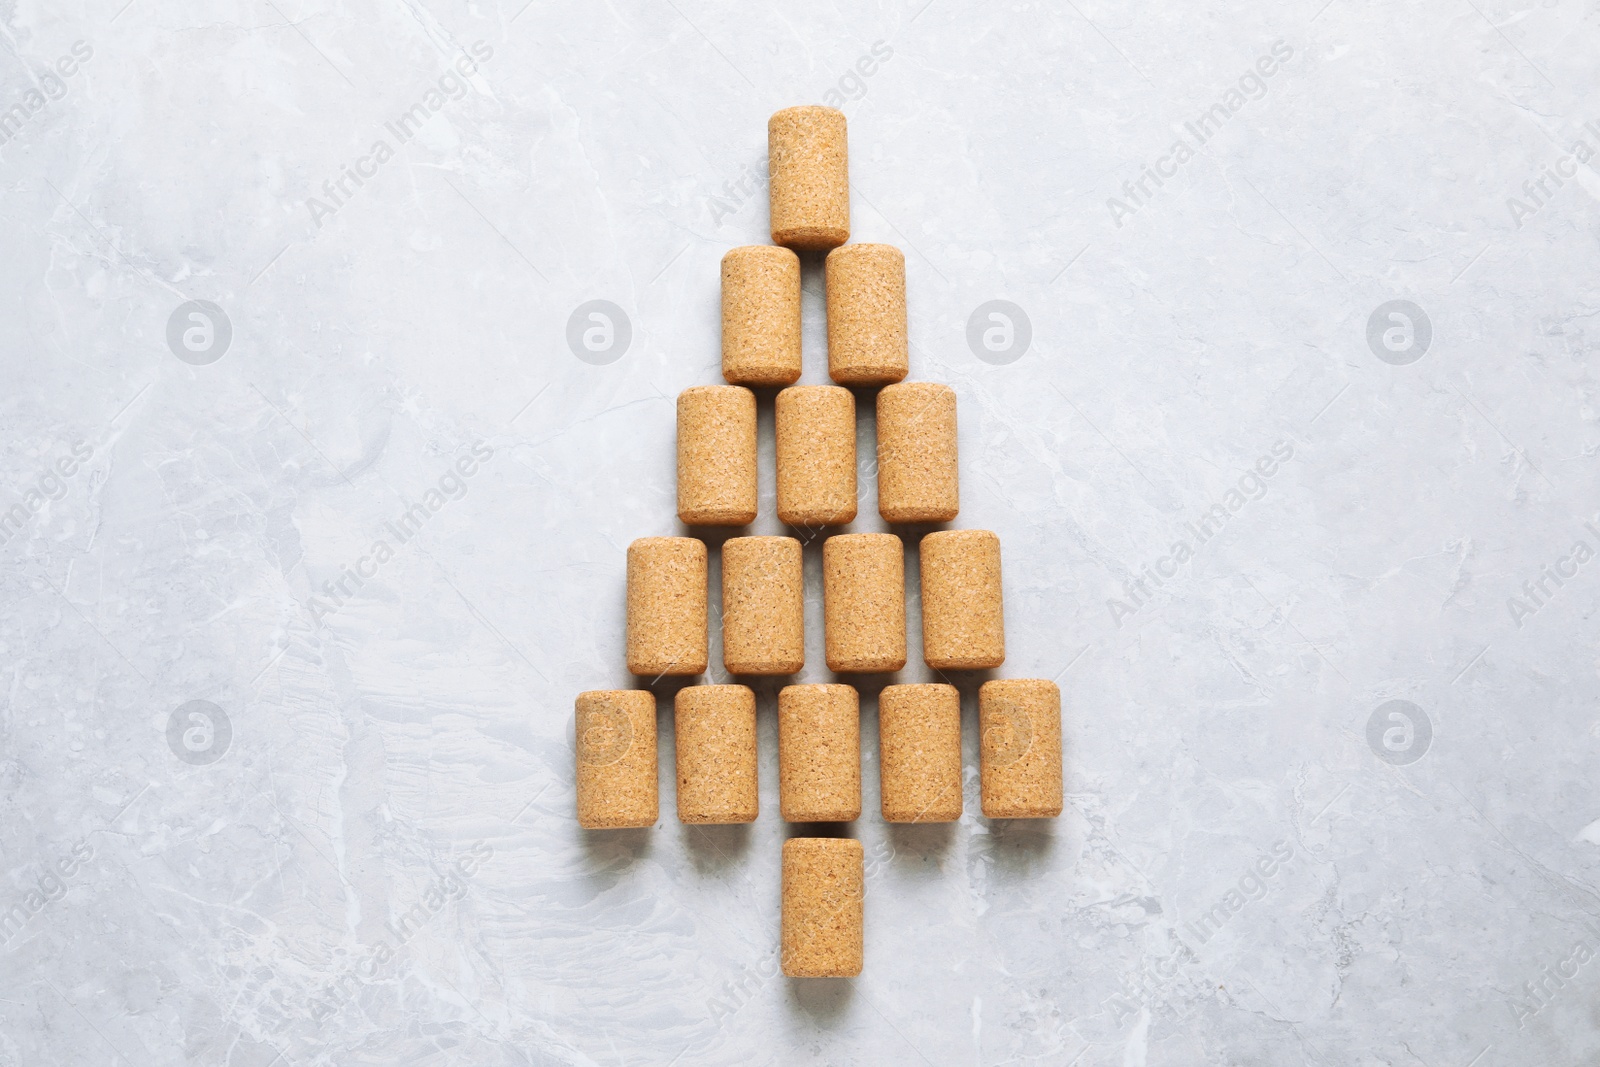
[575,105,1063,979]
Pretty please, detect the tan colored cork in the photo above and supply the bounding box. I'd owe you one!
[920,529,1005,670]
[722,245,802,386]
[674,685,758,824]
[822,534,906,673]
[877,381,958,523]
[778,684,860,822]
[775,385,857,527]
[878,684,963,823]
[576,690,658,829]
[722,535,804,675]
[626,537,708,676]
[825,243,907,385]
[979,679,1063,819]
[781,837,863,977]
[768,106,849,251]
[678,385,758,526]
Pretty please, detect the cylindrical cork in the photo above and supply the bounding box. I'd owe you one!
[678,385,757,526]
[626,537,707,676]
[920,529,1005,670]
[979,679,1063,819]
[822,534,906,673]
[878,684,963,823]
[576,690,658,829]
[768,106,849,251]
[781,837,863,977]
[825,243,907,385]
[674,685,758,824]
[776,386,856,526]
[722,536,804,675]
[877,381,958,523]
[778,684,860,822]
[722,245,801,386]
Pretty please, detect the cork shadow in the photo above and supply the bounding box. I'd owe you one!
[886,521,955,545]
[886,819,954,860]
[682,822,752,875]
[826,669,904,694]
[980,816,1059,875]
[785,975,855,1018]
[680,525,754,551]
[577,827,654,877]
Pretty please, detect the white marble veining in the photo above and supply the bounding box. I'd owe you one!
[2,1,1599,1064]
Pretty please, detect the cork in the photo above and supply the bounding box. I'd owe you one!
[768,106,849,251]
[678,385,757,526]
[722,245,801,386]
[576,690,658,829]
[822,534,906,673]
[781,837,863,977]
[778,684,860,822]
[626,537,707,677]
[776,385,857,527]
[877,381,958,523]
[674,685,758,824]
[878,684,963,823]
[979,679,1063,819]
[722,536,805,675]
[919,529,1004,670]
[825,243,907,385]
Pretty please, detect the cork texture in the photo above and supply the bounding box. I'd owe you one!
[877,381,959,523]
[781,837,863,977]
[576,690,658,829]
[674,685,758,824]
[979,679,1063,819]
[919,529,1005,670]
[677,385,758,526]
[778,684,861,822]
[775,385,857,527]
[625,537,708,676]
[721,536,805,675]
[822,533,906,672]
[768,106,849,251]
[825,243,907,385]
[878,683,963,823]
[722,245,801,386]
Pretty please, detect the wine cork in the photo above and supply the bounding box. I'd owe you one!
[576,690,658,829]
[822,534,906,673]
[722,535,804,675]
[678,385,757,526]
[979,679,1063,819]
[626,537,707,677]
[778,683,860,822]
[776,385,857,527]
[674,685,758,824]
[877,381,958,523]
[919,529,1004,670]
[768,105,849,251]
[781,837,863,977]
[825,243,907,385]
[722,245,801,386]
[878,684,963,823]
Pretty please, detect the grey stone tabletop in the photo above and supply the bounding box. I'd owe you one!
[1,1,1598,1064]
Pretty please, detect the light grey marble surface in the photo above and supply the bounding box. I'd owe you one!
[3,0,1600,1064]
